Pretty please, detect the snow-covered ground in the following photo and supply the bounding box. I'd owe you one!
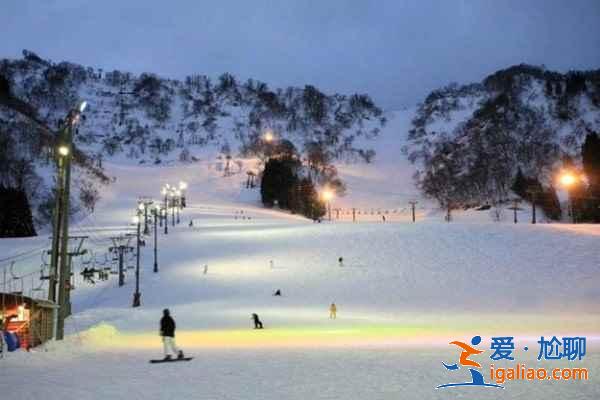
[1,113,599,399]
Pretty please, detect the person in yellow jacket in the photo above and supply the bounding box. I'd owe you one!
[329,303,337,319]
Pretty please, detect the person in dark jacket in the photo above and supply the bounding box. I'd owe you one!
[251,313,263,329]
[160,309,184,360]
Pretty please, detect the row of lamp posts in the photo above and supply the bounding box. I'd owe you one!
[131,181,187,307]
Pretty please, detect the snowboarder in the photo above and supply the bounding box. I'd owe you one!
[273,289,281,296]
[160,309,184,360]
[329,303,337,319]
[251,313,263,329]
[338,257,344,267]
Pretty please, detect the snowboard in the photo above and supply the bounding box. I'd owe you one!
[150,357,193,364]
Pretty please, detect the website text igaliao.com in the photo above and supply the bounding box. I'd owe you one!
[490,364,589,384]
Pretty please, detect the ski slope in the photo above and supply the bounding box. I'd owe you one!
[1,111,599,399]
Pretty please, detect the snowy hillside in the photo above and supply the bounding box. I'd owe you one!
[2,152,599,399]
[0,50,387,228]
[404,65,600,215]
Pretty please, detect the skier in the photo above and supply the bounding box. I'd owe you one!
[329,303,337,319]
[160,309,184,360]
[382,215,386,222]
[338,257,344,267]
[251,313,264,329]
[189,220,193,227]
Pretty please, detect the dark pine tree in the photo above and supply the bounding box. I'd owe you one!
[580,131,600,221]
[582,131,600,195]
[0,186,37,237]
[260,157,299,209]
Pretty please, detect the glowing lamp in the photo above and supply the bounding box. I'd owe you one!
[263,130,274,143]
[321,189,334,201]
[559,172,577,187]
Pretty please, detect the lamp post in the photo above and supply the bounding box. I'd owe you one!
[263,130,275,143]
[176,189,181,224]
[132,213,142,308]
[54,100,87,340]
[321,188,334,221]
[161,186,168,233]
[49,145,68,303]
[262,130,276,159]
[153,204,159,273]
[558,171,580,223]
[179,181,187,208]
[143,200,150,235]
[170,191,175,227]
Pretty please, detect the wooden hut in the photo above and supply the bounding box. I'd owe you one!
[1,293,56,349]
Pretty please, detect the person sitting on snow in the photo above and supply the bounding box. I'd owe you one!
[160,309,184,360]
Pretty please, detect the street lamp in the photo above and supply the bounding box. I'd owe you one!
[57,146,69,157]
[52,99,88,340]
[263,130,275,143]
[132,213,142,308]
[138,201,150,235]
[176,189,181,224]
[169,190,175,227]
[559,172,577,187]
[179,181,188,208]
[152,204,160,273]
[161,187,168,229]
[557,170,582,223]
[321,188,334,221]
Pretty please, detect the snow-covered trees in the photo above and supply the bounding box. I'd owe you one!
[405,64,600,214]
